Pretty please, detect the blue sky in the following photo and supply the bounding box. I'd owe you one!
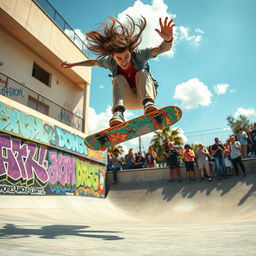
[50,0,256,152]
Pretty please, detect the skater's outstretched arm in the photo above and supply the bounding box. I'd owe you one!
[61,59,99,69]
[151,17,175,57]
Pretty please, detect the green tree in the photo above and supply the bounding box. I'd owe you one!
[227,114,253,134]
[107,145,125,156]
[150,127,184,164]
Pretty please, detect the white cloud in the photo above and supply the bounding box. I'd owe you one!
[64,29,86,49]
[213,83,230,95]
[195,28,204,34]
[64,0,203,58]
[173,78,213,109]
[230,88,237,93]
[88,106,134,134]
[117,0,203,57]
[234,107,256,118]
[175,26,203,47]
[176,127,188,144]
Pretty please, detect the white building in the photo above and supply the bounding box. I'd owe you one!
[0,0,91,133]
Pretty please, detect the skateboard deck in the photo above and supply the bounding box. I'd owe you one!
[84,105,182,151]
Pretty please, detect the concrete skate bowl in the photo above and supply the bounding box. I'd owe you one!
[1,167,256,256]
[1,172,256,226]
[108,173,256,224]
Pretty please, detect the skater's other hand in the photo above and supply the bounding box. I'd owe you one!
[155,17,175,42]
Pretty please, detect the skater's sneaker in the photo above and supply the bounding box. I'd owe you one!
[109,108,125,127]
[144,101,158,114]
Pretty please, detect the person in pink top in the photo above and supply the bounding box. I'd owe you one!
[183,144,196,181]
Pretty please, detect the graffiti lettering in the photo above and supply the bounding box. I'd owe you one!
[0,135,48,186]
[76,161,99,191]
[48,150,76,193]
[0,184,46,195]
[1,87,24,97]
[0,102,105,162]
[0,103,48,143]
[55,127,87,156]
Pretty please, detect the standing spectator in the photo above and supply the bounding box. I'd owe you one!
[208,146,216,177]
[183,144,196,181]
[134,152,145,169]
[246,128,253,156]
[210,138,228,179]
[229,135,247,177]
[107,152,113,172]
[145,146,157,168]
[196,144,212,182]
[224,143,233,176]
[237,128,248,158]
[250,123,256,156]
[164,143,182,182]
[125,148,135,169]
[112,149,123,184]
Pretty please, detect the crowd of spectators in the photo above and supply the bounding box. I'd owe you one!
[107,123,256,184]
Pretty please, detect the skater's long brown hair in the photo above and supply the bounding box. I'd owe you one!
[86,15,146,57]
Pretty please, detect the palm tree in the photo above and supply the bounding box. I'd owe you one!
[107,145,125,156]
[150,127,184,164]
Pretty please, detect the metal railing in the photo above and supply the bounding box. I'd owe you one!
[33,0,88,54]
[0,72,84,132]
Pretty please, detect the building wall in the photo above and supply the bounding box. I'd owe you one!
[0,0,92,133]
[0,0,91,83]
[0,26,85,120]
[0,96,106,198]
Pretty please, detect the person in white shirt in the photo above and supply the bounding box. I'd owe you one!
[229,135,247,177]
[237,128,248,158]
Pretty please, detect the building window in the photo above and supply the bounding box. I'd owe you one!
[28,95,49,116]
[32,63,51,86]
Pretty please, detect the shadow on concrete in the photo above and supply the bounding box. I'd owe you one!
[0,224,124,240]
[110,172,256,206]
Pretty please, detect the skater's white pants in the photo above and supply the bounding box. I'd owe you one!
[112,69,157,112]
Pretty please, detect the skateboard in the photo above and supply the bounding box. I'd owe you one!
[84,105,182,151]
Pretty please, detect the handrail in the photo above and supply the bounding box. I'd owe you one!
[0,72,84,132]
[32,0,88,55]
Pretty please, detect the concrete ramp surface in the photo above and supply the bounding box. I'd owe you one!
[1,173,256,256]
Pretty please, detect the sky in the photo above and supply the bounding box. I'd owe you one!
[49,0,256,153]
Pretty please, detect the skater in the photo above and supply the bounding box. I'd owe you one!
[61,16,175,127]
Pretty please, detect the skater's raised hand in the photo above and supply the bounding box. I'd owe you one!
[61,61,74,69]
[155,17,175,42]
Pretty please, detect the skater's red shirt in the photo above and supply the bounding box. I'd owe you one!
[118,63,137,89]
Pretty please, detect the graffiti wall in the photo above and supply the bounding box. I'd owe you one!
[0,101,106,197]
[0,133,105,197]
[0,102,106,163]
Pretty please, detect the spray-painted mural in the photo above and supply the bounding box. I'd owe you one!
[0,101,106,197]
[0,134,106,197]
[0,102,106,163]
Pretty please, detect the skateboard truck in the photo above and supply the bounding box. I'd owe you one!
[154,113,164,130]
[95,134,109,151]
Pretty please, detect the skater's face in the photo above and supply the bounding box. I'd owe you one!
[113,50,132,70]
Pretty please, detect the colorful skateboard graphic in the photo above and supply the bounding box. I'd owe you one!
[84,106,182,151]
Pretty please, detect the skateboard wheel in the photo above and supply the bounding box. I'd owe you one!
[100,145,107,151]
[158,123,164,130]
